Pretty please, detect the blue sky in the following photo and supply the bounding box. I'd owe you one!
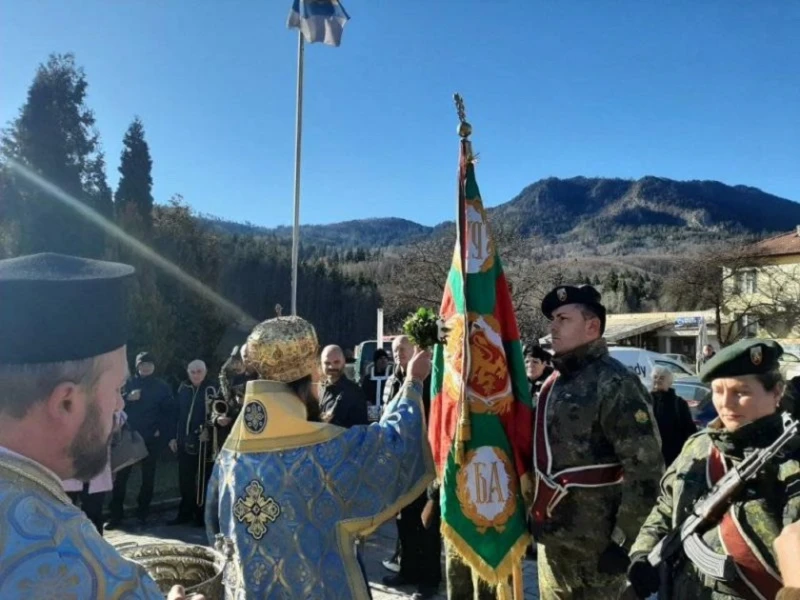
[1,1,798,228]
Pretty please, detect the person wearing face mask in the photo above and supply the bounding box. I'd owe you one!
[532,284,664,600]
[205,316,435,599]
[627,339,800,600]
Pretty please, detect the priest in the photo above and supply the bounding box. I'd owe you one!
[0,253,200,600]
[206,315,436,599]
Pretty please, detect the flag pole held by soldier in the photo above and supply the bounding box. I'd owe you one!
[427,93,535,600]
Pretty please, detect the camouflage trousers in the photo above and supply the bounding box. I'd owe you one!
[537,544,626,600]
[445,543,497,600]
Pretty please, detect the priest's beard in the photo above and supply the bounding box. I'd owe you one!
[69,398,112,481]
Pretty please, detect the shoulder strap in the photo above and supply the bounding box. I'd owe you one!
[708,446,783,600]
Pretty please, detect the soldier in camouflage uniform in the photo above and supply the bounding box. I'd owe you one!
[532,285,664,599]
[627,339,800,599]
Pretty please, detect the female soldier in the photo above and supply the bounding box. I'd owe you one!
[627,339,800,599]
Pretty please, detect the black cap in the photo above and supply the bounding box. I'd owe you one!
[523,344,552,363]
[0,253,134,364]
[541,284,607,334]
[373,348,390,362]
[699,339,783,383]
[136,352,154,366]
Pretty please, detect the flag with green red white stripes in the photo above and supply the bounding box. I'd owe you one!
[428,133,534,588]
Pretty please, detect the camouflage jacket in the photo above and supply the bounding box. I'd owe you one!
[631,413,800,599]
[532,339,664,557]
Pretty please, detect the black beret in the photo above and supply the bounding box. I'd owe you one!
[523,344,552,363]
[0,253,135,364]
[699,338,783,383]
[136,352,155,366]
[541,284,607,334]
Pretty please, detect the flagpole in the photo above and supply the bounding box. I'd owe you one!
[291,31,305,317]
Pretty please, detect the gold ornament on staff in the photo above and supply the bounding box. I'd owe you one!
[452,93,472,466]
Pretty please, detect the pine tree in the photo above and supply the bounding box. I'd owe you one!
[115,117,154,236]
[1,53,106,257]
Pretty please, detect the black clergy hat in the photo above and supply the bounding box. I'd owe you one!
[541,284,607,334]
[136,352,155,366]
[699,339,783,383]
[0,253,135,365]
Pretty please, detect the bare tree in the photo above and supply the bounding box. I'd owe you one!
[663,242,800,346]
[378,222,567,342]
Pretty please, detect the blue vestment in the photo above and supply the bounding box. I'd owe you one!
[0,448,163,599]
[206,379,435,599]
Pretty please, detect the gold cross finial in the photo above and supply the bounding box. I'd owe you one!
[453,93,472,139]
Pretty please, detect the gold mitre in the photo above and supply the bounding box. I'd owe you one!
[244,316,319,383]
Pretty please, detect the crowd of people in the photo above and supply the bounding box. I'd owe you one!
[4,252,800,600]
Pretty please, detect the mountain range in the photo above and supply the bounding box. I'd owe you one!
[201,176,800,255]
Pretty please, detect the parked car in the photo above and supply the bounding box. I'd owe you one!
[662,353,697,374]
[354,337,396,380]
[779,351,800,381]
[608,346,694,390]
[672,376,716,428]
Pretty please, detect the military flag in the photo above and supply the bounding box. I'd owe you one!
[428,96,534,596]
[287,0,350,47]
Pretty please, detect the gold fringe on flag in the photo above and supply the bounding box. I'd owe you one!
[441,521,530,590]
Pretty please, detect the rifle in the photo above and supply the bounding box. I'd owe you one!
[621,412,799,599]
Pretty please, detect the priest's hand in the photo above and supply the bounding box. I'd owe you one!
[406,349,432,384]
[167,584,205,599]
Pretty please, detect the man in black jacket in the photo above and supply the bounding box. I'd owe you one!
[320,345,368,428]
[360,348,392,423]
[107,351,172,529]
[168,359,215,526]
[382,335,441,599]
[650,366,697,466]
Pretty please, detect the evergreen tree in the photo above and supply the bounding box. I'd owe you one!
[1,53,106,257]
[115,117,154,235]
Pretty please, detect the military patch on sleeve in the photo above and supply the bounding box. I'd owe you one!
[635,409,650,424]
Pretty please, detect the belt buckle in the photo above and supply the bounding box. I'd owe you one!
[547,482,569,516]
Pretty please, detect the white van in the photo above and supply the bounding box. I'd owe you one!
[607,346,693,390]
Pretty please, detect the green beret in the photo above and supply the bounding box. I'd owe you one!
[699,338,783,383]
[541,284,607,334]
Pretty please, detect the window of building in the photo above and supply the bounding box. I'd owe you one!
[741,314,758,338]
[735,269,757,294]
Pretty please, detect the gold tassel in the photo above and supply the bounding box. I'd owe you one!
[454,397,471,465]
[497,582,512,600]
[512,560,524,600]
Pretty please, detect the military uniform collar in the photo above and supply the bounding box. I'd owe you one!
[708,412,787,458]
[0,445,71,503]
[552,338,608,376]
